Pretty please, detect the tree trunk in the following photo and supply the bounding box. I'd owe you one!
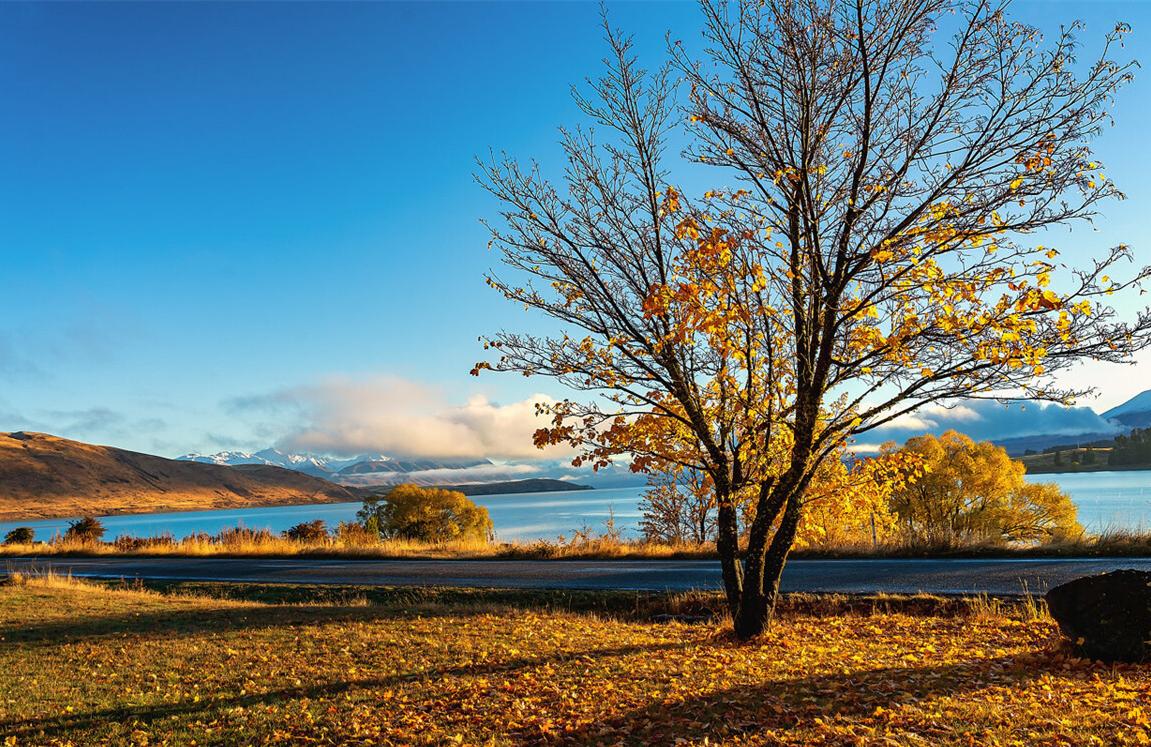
[733,491,803,639]
[715,496,743,618]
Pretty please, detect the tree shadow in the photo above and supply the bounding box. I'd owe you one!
[564,652,1063,744]
[1,596,565,648]
[0,639,686,741]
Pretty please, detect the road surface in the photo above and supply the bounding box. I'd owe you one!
[4,556,1151,595]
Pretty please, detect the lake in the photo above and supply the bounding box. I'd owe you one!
[3,472,1151,543]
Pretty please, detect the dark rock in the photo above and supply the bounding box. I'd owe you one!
[1045,570,1151,662]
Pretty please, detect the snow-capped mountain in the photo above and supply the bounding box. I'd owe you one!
[176,448,385,478]
[177,450,267,467]
[176,449,502,484]
[1104,389,1151,429]
[176,448,645,488]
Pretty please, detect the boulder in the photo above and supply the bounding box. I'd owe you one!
[1045,569,1151,662]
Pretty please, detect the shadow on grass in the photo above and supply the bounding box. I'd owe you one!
[0,596,564,648]
[1,649,1068,744]
[0,638,689,741]
[562,653,1060,744]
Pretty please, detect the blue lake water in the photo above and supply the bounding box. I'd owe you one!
[2,472,1151,543]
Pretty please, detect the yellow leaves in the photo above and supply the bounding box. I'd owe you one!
[1044,247,1059,260]
[1010,176,1025,191]
[661,186,682,215]
[871,248,895,263]
[1039,289,1063,310]
[675,216,701,241]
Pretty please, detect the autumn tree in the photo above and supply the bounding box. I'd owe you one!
[791,449,903,550]
[885,431,1082,544]
[359,485,494,543]
[476,0,1150,637]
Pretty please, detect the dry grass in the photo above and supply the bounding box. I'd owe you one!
[0,532,718,560]
[1,577,1147,746]
[6,526,1151,561]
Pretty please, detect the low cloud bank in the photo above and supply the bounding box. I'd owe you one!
[228,376,565,460]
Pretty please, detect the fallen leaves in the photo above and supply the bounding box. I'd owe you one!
[0,583,1148,746]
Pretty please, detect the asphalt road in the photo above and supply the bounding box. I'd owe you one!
[4,556,1151,595]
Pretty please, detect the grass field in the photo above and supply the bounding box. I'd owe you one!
[1,575,1148,746]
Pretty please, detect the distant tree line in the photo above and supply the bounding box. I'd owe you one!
[1108,428,1151,467]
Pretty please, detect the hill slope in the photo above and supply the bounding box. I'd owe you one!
[0,432,363,521]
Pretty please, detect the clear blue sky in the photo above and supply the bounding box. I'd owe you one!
[1,1,1149,457]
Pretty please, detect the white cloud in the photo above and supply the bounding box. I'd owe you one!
[234,375,567,460]
[873,403,980,433]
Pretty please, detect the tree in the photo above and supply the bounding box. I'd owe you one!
[476,0,1150,637]
[885,431,1081,544]
[792,451,904,550]
[358,485,494,543]
[2,527,34,545]
[639,468,716,544]
[283,520,330,544]
[63,517,105,544]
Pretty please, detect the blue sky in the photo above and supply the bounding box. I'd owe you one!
[2,1,1150,459]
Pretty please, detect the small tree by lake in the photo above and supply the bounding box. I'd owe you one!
[358,484,494,543]
[640,468,716,545]
[886,431,1082,545]
[2,527,35,545]
[63,517,106,544]
[283,520,330,544]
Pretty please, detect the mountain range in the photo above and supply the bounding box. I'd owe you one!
[990,389,1151,455]
[1102,389,1151,428]
[176,448,643,488]
[176,448,492,480]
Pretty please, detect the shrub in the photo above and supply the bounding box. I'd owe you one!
[335,520,378,547]
[2,526,35,545]
[283,520,330,543]
[112,534,176,552]
[214,525,274,547]
[63,517,106,544]
[358,484,493,543]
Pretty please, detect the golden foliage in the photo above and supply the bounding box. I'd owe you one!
[885,431,1083,545]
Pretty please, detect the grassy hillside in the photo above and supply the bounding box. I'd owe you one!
[0,431,363,521]
[1,576,1147,745]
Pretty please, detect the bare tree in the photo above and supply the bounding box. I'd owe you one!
[639,468,717,544]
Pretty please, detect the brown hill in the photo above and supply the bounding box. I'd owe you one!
[0,431,363,521]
